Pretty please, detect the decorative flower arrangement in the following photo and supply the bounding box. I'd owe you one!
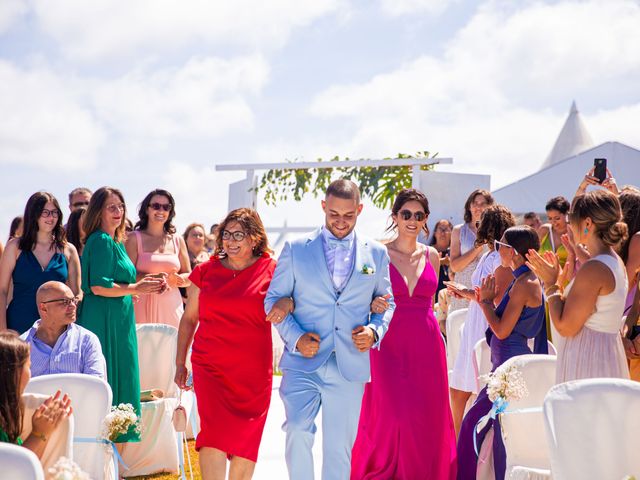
[361,264,375,275]
[483,362,529,404]
[475,363,529,445]
[102,403,141,442]
[47,457,90,480]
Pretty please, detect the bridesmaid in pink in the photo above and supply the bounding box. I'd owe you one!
[351,188,457,480]
[125,189,191,328]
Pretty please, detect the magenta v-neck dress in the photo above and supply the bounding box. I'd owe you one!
[351,257,457,479]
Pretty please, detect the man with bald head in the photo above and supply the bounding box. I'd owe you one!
[21,281,106,379]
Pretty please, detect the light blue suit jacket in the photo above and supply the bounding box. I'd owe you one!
[265,228,395,382]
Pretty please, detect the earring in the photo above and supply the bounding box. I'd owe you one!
[584,228,588,234]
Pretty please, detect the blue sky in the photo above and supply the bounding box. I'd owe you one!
[1,0,640,240]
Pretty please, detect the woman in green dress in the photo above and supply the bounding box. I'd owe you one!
[78,187,164,442]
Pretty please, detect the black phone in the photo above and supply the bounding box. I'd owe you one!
[594,158,607,184]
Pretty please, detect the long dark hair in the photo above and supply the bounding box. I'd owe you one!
[83,187,128,243]
[66,207,86,252]
[0,332,30,443]
[463,189,494,224]
[619,190,640,262]
[134,189,176,234]
[386,188,431,236]
[8,216,22,239]
[19,192,66,252]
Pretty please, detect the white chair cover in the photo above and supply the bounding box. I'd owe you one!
[0,442,44,480]
[473,338,492,392]
[500,355,557,478]
[120,324,182,477]
[543,378,640,480]
[25,374,113,480]
[509,466,552,480]
[527,338,558,356]
[446,308,468,372]
[21,393,74,475]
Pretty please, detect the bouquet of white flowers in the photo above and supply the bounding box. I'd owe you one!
[483,362,529,404]
[102,403,141,442]
[47,456,91,480]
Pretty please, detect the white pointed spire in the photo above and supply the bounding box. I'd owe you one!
[540,101,594,170]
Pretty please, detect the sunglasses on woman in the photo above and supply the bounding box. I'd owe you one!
[399,210,426,221]
[494,240,517,254]
[149,202,172,212]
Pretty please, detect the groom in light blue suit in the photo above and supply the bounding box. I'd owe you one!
[265,179,395,480]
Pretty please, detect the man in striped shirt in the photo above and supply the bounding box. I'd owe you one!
[20,281,106,379]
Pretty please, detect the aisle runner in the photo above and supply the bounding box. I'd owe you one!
[253,376,323,479]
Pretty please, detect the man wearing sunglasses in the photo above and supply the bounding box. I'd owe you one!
[265,179,395,480]
[21,281,106,379]
[68,187,92,213]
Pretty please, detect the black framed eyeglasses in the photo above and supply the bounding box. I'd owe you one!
[222,230,247,241]
[149,202,172,212]
[399,210,426,221]
[40,209,61,218]
[41,297,80,307]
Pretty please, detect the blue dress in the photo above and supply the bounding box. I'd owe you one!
[7,250,68,334]
[457,265,546,480]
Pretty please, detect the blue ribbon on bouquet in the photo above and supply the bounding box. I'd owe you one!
[74,436,128,480]
[473,396,509,456]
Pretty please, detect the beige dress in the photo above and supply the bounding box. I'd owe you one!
[449,223,485,312]
[556,254,629,383]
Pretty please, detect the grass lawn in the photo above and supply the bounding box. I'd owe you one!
[128,439,200,480]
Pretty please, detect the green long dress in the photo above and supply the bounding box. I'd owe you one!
[78,230,141,442]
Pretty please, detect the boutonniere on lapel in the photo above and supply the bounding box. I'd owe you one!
[361,264,375,275]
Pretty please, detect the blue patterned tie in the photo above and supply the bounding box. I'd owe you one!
[327,237,350,250]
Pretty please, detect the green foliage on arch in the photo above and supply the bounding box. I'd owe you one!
[255,151,436,210]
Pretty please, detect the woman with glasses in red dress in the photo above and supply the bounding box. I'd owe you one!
[0,192,81,334]
[125,189,191,328]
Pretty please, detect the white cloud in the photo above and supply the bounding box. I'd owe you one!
[0,54,268,170]
[0,61,105,169]
[306,0,640,188]
[0,0,27,33]
[379,0,455,16]
[93,55,269,139]
[32,0,343,61]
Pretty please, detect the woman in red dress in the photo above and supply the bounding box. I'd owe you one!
[175,208,290,480]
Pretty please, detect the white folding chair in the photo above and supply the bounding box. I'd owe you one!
[0,442,44,480]
[527,338,557,355]
[500,355,557,479]
[25,373,113,480]
[120,324,194,477]
[472,338,492,392]
[543,378,640,480]
[446,308,468,372]
[21,393,74,474]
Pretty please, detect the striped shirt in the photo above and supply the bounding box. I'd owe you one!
[20,320,106,379]
[321,227,356,292]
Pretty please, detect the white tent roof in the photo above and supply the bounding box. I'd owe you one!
[493,141,640,213]
[540,101,594,170]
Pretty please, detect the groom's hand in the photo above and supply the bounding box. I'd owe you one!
[296,332,321,358]
[352,326,375,352]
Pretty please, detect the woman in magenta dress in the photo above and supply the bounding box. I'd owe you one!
[175,208,287,480]
[351,189,457,479]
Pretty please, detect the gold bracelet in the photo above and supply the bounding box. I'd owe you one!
[545,284,561,297]
[30,430,47,442]
[546,293,563,302]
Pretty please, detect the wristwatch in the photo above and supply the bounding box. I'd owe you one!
[370,327,379,343]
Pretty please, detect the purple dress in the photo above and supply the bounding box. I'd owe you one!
[456,265,546,480]
[351,257,457,479]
